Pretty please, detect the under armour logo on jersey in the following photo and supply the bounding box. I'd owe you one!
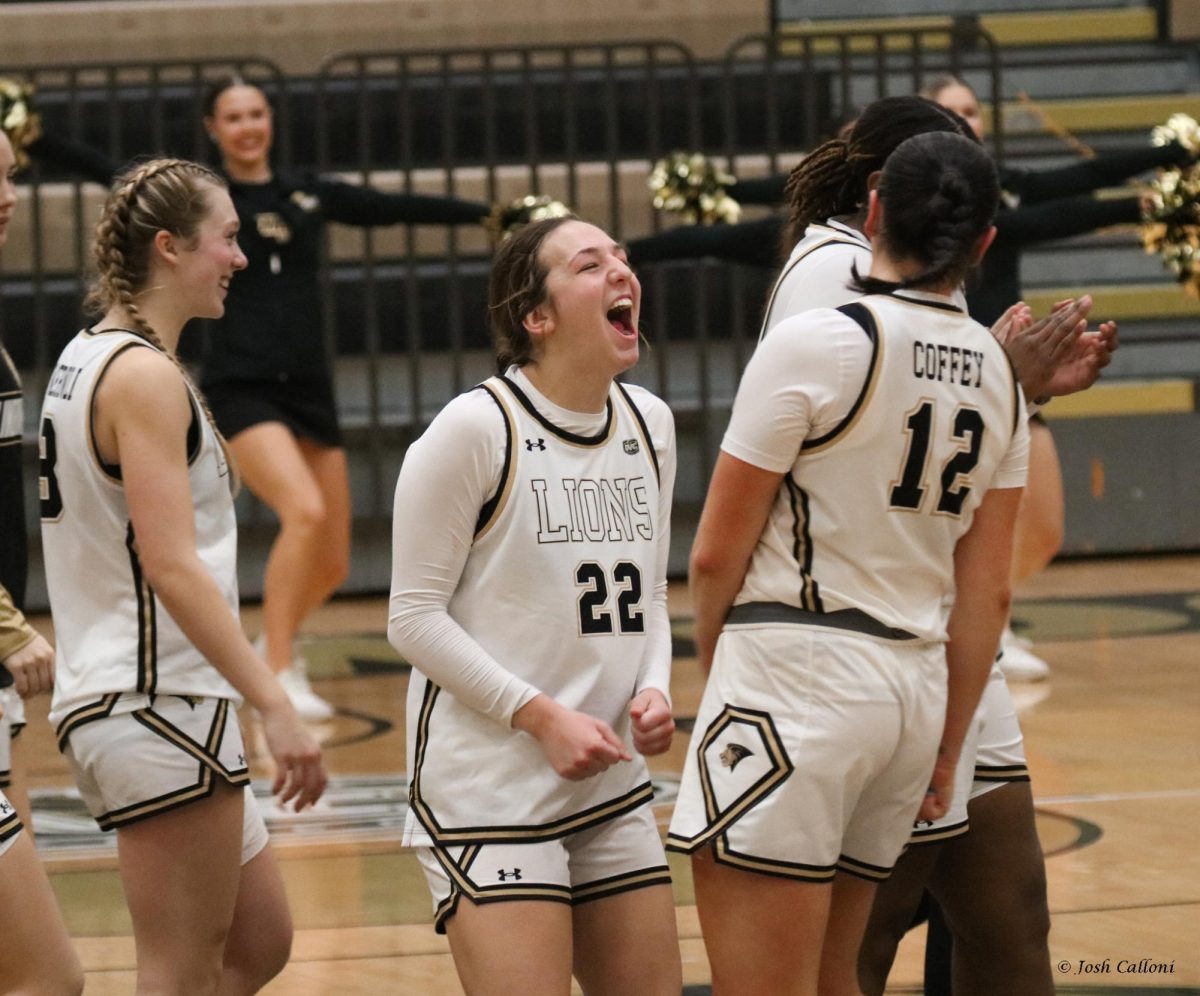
[0,799,11,815]
[623,438,640,455]
[237,754,248,768]
[720,743,753,770]
[525,438,546,451]
[497,868,523,881]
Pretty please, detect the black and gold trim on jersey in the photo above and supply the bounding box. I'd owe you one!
[55,692,122,752]
[614,382,660,486]
[409,683,654,844]
[126,522,158,696]
[890,292,965,315]
[430,843,573,933]
[0,768,10,789]
[0,805,21,845]
[836,852,893,882]
[429,844,671,933]
[709,836,837,882]
[496,375,617,448]
[474,382,517,539]
[910,818,969,845]
[974,762,1030,784]
[98,698,249,831]
[571,864,673,905]
[800,300,884,454]
[86,341,204,483]
[785,478,823,612]
[665,704,793,855]
[758,227,868,341]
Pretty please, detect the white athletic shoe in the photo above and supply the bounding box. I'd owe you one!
[255,635,336,720]
[999,625,1050,682]
[276,660,336,721]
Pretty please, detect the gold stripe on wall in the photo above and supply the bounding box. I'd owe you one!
[1041,380,1195,420]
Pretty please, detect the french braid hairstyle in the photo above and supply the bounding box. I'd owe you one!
[852,131,999,294]
[85,157,239,483]
[487,213,577,373]
[782,95,975,251]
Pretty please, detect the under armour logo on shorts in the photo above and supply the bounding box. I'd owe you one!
[497,868,523,881]
[525,439,546,451]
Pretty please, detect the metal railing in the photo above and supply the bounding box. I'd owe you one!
[2,58,289,381]
[3,24,1006,532]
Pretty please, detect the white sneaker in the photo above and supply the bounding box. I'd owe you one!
[1005,626,1035,652]
[275,657,336,721]
[999,626,1050,682]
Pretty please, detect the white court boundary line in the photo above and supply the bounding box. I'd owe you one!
[1036,787,1200,806]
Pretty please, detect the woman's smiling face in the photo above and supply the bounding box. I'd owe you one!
[0,132,18,251]
[529,220,642,377]
[206,84,274,174]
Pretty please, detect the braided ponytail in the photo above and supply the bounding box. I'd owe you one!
[852,131,998,295]
[781,95,976,252]
[87,157,239,487]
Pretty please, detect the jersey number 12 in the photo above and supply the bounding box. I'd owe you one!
[889,402,984,516]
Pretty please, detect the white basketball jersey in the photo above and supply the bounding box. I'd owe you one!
[407,374,664,844]
[760,221,873,338]
[41,329,240,736]
[735,293,1024,641]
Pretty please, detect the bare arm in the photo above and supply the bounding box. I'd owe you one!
[689,452,784,673]
[922,485,1023,820]
[97,348,325,809]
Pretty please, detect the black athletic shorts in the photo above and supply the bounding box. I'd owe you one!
[204,376,342,447]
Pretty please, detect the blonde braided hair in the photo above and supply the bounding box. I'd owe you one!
[86,157,239,487]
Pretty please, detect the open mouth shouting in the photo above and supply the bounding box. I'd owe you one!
[607,296,636,336]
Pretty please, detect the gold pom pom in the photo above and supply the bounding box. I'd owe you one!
[486,194,573,243]
[1142,113,1200,296]
[1151,113,1200,156]
[648,151,741,226]
[0,78,42,169]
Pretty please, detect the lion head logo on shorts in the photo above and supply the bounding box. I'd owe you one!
[719,742,753,771]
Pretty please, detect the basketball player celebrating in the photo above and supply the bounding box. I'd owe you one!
[389,217,681,995]
[759,95,1108,996]
[667,131,1028,995]
[40,158,325,995]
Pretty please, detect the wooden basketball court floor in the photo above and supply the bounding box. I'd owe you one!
[16,553,1200,994]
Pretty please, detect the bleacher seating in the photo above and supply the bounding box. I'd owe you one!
[4,1,1199,602]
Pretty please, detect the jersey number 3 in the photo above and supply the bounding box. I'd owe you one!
[575,561,645,635]
[889,402,984,516]
[38,416,64,520]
